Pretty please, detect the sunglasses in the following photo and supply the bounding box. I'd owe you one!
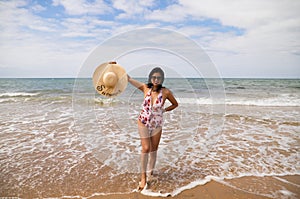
[151,76,162,81]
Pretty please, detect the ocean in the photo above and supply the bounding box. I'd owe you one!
[0,78,299,198]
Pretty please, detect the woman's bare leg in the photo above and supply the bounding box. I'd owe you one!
[148,128,162,176]
[140,138,149,188]
[138,122,151,188]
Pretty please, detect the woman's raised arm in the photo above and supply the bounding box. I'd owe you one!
[127,75,145,91]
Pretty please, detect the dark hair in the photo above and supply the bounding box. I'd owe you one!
[147,67,165,91]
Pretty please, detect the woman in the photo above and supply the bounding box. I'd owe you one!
[127,67,178,190]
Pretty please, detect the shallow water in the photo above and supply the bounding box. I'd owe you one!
[0,78,299,198]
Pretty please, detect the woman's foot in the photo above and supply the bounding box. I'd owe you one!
[138,172,147,191]
[137,180,148,191]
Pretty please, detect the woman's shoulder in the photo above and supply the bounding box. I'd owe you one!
[162,87,172,95]
[143,85,151,93]
[140,83,148,90]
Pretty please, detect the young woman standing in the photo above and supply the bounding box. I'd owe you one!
[128,67,178,190]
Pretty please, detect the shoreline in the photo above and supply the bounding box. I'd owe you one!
[87,175,300,199]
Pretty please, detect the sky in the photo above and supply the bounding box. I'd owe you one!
[0,0,299,78]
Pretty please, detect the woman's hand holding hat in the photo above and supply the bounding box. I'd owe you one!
[92,61,128,97]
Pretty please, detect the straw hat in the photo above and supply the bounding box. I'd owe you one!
[92,61,128,97]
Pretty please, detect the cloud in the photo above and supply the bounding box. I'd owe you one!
[113,0,155,19]
[59,16,120,39]
[52,0,111,15]
[178,0,300,29]
[31,4,47,13]
[143,0,300,55]
[0,0,299,77]
[0,1,59,38]
[146,4,187,22]
[0,1,92,77]
[163,0,300,77]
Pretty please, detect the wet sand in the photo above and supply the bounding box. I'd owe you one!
[1,78,299,199]
[87,175,300,199]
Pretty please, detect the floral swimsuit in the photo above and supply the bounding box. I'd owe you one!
[139,88,164,131]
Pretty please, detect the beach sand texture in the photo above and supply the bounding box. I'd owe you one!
[49,176,300,199]
[0,78,299,198]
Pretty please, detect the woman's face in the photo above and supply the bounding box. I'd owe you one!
[150,72,163,86]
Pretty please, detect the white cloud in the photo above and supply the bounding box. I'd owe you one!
[0,1,93,77]
[31,3,47,13]
[143,1,300,53]
[52,0,111,15]
[146,4,187,22]
[178,0,300,29]
[0,1,59,37]
[166,0,300,77]
[113,0,155,19]
[0,0,299,77]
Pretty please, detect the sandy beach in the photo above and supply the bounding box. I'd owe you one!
[1,78,299,199]
[86,175,300,199]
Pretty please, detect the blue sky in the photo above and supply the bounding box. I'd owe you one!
[0,0,299,78]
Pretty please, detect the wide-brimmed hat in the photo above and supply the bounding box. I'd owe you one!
[92,61,128,97]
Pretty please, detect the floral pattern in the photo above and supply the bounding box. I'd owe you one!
[139,89,164,130]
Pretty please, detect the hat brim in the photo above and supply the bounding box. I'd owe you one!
[93,62,128,97]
